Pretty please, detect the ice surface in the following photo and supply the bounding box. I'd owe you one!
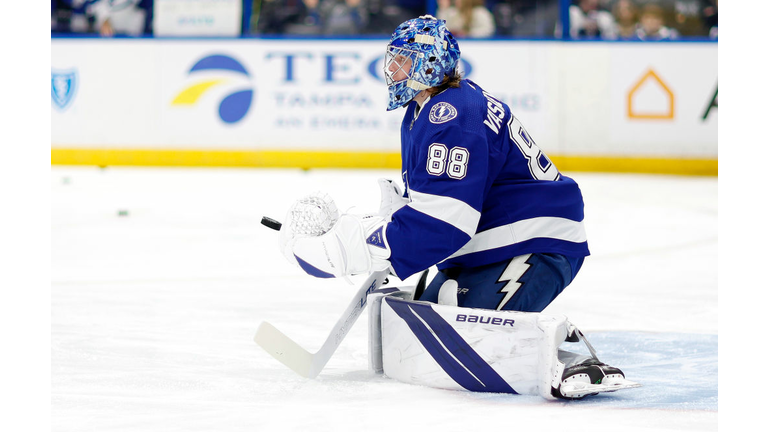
[51,167,717,431]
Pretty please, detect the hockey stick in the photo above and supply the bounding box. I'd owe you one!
[256,215,389,378]
[255,269,389,378]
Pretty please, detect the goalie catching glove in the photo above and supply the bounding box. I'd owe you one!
[279,192,393,278]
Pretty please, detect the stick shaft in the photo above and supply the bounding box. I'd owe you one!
[255,270,389,378]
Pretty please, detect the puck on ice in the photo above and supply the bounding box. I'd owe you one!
[261,216,282,231]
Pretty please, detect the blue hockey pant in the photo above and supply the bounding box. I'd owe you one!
[419,253,584,312]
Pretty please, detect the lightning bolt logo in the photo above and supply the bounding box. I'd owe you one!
[429,102,457,124]
[495,254,533,310]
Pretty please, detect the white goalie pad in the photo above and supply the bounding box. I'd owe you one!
[368,293,570,400]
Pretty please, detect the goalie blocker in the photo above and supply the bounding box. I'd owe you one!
[367,289,640,399]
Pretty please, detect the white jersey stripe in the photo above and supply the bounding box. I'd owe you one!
[445,217,587,259]
[407,189,481,237]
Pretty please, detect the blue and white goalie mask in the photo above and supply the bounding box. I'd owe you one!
[384,16,461,111]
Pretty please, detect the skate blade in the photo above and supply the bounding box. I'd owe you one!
[559,379,641,398]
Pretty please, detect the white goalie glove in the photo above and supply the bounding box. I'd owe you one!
[279,192,393,279]
[376,178,408,221]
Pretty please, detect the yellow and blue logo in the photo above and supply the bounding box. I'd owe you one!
[172,54,254,124]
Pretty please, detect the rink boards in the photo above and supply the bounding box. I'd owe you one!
[51,38,717,175]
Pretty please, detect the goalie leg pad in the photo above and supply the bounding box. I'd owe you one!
[376,296,570,398]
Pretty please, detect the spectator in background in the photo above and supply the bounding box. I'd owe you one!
[701,0,717,39]
[254,0,318,35]
[300,0,325,31]
[397,0,428,20]
[492,0,560,38]
[634,3,678,41]
[363,0,429,35]
[437,0,496,38]
[323,0,369,35]
[89,0,153,36]
[260,0,324,35]
[612,0,638,39]
[366,0,403,34]
[569,0,617,39]
[672,0,705,36]
[52,0,97,33]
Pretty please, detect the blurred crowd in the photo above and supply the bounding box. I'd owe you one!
[251,0,425,35]
[569,0,717,40]
[51,1,154,36]
[51,0,717,39]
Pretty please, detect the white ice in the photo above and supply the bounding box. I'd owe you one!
[51,167,717,431]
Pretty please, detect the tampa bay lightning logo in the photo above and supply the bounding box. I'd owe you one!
[172,54,254,124]
[429,102,458,124]
[51,69,78,110]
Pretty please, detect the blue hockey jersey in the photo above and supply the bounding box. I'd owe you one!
[385,79,589,279]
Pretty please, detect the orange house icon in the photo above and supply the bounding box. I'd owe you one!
[627,69,674,120]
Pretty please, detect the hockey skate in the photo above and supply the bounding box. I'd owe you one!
[552,358,641,399]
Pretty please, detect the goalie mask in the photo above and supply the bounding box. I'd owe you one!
[384,15,461,111]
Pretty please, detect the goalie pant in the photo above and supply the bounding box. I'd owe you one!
[368,291,607,400]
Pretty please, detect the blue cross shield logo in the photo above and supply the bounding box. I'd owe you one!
[51,69,78,110]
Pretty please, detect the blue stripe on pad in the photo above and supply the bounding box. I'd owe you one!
[386,298,517,394]
[387,298,486,391]
[409,301,518,394]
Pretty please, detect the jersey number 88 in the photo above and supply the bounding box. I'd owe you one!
[427,143,470,180]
